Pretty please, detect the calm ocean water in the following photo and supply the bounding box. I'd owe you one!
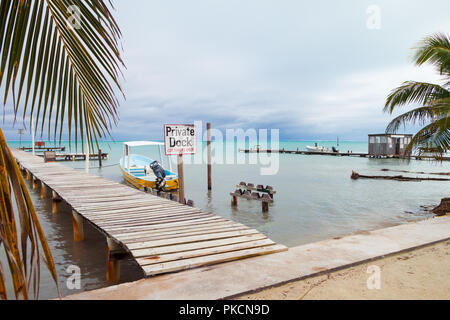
[4,140,449,299]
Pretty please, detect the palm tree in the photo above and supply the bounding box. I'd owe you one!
[0,0,124,299]
[384,33,450,155]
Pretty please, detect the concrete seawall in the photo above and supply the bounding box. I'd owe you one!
[65,215,450,300]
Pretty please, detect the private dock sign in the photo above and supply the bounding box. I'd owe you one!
[164,124,197,155]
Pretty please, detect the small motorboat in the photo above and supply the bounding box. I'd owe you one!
[306,145,328,152]
[306,143,339,153]
[119,141,179,191]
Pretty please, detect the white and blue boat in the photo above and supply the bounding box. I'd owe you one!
[119,141,179,191]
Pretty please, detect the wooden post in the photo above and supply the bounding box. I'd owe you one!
[72,210,84,242]
[25,170,30,180]
[98,149,102,167]
[106,238,121,283]
[40,182,46,199]
[207,122,212,190]
[262,201,269,212]
[231,195,238,207]
[32,176,38,189]
[52,191,59,214]
[177,154,185,204]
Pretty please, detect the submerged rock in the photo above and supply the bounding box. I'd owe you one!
[432,198,450,216]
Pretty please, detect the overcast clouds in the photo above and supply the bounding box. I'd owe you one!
[3,0,450,141]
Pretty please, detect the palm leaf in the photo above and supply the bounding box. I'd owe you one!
[1,0,124,151]
[384,81,450,114]
[0,128,59,300]
[385,33,450,155]
[406,117,450,153]
[414,33,450,77]
[386,103,450,133]
[0,0,124,299]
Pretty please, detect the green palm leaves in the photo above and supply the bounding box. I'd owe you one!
[0,129,59,300]
[0,0,124,299]
[385,33,450,155]
[1,0,124,149]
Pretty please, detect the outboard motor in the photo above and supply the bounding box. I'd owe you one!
[150,160,166,191]
[332,146,339,153]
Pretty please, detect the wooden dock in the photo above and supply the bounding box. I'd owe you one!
[240,149,450,161]
[12,149,286,281]
[20,146,66,152]
[36,152,109,161]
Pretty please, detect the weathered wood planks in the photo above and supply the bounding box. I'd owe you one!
[12,149,287,278]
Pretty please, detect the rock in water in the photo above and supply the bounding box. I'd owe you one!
[432,198,450,216]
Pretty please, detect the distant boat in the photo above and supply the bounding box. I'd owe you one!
[306,145,339,153]
[119,141,179,191]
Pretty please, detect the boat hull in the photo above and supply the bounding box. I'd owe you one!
[119,165,179,191]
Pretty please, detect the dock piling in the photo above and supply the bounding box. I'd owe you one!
[32,176,38,189]
[231,195,238,207]
[177,154,185,204]
[72,210,84,242]
[98,149,103,167]
[106,238,121,283]
[40,182,46,199]
[52,191,60,214]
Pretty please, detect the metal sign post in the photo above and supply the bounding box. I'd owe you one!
[164,124,196,204]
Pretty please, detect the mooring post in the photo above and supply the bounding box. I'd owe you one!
[106,238,121,283]
[177,154,185,204]
[32,176,38,190]
[262,201,269,212]
[25,170,30,180]
[40,182,46,199]
[207,122,212,190]
[98,149,102,168]
[72,210,84,242]
[231,195,238,207]
[52,191,60,214]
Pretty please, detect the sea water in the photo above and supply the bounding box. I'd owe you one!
[3,140,449,299]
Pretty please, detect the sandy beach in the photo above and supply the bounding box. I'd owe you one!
[235,240,450,300]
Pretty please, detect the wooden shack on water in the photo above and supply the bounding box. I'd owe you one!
[368,134,413,157]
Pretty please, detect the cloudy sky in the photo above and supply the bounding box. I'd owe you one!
[3,0,450,141]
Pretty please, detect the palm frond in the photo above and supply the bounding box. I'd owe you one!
[406,117,450,153]
[0,128,59,300]
[384,81,450,114]
[0,0,124,151]
[414,33,450,77]
[385,104,448,133]
[0,0,124,300]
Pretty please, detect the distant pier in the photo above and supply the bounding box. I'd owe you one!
[239,149,450,161]
[20,146,66,152]
[36,152,109,161]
